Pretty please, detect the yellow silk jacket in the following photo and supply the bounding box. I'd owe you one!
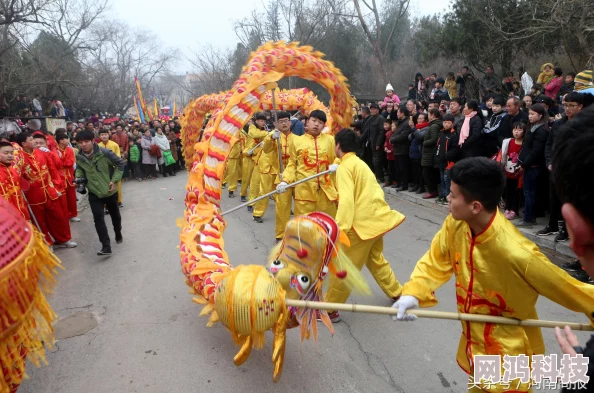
[242,125,268,164]
[335,153,404,239]
[260,132,296,180]
[402,211,594,392]
[281,133,337,203]
[228,130,246,160]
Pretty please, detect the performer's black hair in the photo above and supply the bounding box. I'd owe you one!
[309,109,327,123]
[0,141,12,148]
[76,130,96,142]
[449,157,505,212]
[15,132,32,147]
[276,111,290,120]
[56,133,69,143]
[334,128,359,153]
[553,106,594,226]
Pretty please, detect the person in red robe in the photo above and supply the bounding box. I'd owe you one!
[56,133,79,221]
[0,141,30,220]
[16,132,77,248]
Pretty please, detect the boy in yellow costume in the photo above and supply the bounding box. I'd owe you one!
[253,111,296,230]
[392,157,594,393]
[244,113,268,212]
[224,129,245,198]
[325,129,405,322]
[276,110,337,218]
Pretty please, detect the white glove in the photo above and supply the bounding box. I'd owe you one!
[39,147,50,153]
[276,181,288,193]
[271,130,280,140]
[328,163,339,174]
[391,295,419,321]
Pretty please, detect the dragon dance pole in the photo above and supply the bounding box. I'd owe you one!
[221,169,332,216]
[285,299,594,331]
[271,88,284,175]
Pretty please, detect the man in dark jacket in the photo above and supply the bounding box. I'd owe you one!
[76,130,126,255]
[389,105,412,191]
[434,113,460,204]
[501,97,529,141]
[537,93,584,248]
[358,107,373,170]
[421,108,442,198]
[367,102,386,182]
[552,106,594,393]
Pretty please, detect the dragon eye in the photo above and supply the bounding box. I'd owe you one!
[269,260,285,273]
[296,274,310,290]
[273,260,282,266]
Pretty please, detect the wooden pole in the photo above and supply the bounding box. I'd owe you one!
[285,299,594,331]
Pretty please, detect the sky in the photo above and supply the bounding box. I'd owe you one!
[112,0,450,73]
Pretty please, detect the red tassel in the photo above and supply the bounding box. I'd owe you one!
[336,271,347,279]
[297,248,308,258]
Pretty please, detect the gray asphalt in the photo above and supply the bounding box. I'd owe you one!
[19,172,586,393]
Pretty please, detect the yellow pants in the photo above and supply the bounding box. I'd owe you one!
[226,158,241,192]
[294,192,337,218]
[117,182,122,204]
[253,172,275,217]
[326,231,402,306]
[240,157,254,197]
[248,165,261,201]
[275,188,293,240]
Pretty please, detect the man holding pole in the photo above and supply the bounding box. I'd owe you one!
[324,129,405,322]
[244,113,268,211]
[276,110,337,218]
[252,110,295,228]
[391,157,594,393]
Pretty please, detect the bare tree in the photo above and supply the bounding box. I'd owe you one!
[351,0,410,80]
[186,44,236,96]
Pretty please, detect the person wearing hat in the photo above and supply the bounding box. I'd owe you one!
[276,109,338,218]
[383,83,400,107]
[243,113,268,209]
[537,63,555,85]
[574,70,593,91]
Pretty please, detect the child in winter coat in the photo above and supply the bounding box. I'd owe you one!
[383,83,401,107]
[434,114,460,205]
[499,122,526,220]
[537,63,554,85]
[383,119,396,187]
[129,137,142,181]
[408,113,429,194]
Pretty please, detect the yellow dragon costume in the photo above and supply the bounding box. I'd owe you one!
[179,41,367,382]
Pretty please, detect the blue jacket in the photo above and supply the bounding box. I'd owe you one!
[409,125,427,160]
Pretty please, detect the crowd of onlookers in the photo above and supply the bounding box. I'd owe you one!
[351,65,594,281]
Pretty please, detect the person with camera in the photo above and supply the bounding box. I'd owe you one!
[75,130,125,256]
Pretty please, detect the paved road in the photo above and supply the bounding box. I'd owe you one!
[20,172,585,393]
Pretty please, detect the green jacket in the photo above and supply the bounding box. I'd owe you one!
[129,144,140,163]
[75,144,125,198]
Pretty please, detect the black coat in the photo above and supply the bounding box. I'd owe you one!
[460,115,485,158]
[545,116,567,167]
[434,128,460,168]
[519,123,548,168]
[389,118,412,156]
[421,118,442,167]
[483,111,508,149]
[368,114,386,151]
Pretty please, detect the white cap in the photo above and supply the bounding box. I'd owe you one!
[386,83,394,92]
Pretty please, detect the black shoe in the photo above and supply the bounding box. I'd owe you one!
[222,183,227,189]
[247,205,253,213]
[104,209,109,215]
[118,203,123,208]
[253,216,263,223]
[562,259,582,272]
[555,230,569,242]
[97,247,112,256]
[163,174,168,178]
[408,186,418,193]
[572,269,591,283]
[115,233,123,244]
[171,173,176,176]
[415,188,424,195]
[536,225,558,236]
[228,191,235,198]
[275,238,282,244]
[290,211,294,216]
[240,196,247,202]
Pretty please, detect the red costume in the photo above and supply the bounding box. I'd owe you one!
[57,146,77,219]
[0,163,30,220]
[21,149,71,244]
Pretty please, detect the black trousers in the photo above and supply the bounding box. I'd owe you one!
[395,155,410,188]
[505,177,521,214]
[387,159,397,183]
[89,192,121,248]
[422,166,439,193]
[372,150,385,181]
[142,163,157,178]
[411,158,423,189]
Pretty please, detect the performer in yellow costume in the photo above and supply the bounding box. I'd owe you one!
[245,114,268,212]
[277,110,337,218]
[253,111,296,229]
[325,129,405,322]
[98,129,122,205]
[224,129,245,198]
[392,157,594,393]
[239,126,253,202]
